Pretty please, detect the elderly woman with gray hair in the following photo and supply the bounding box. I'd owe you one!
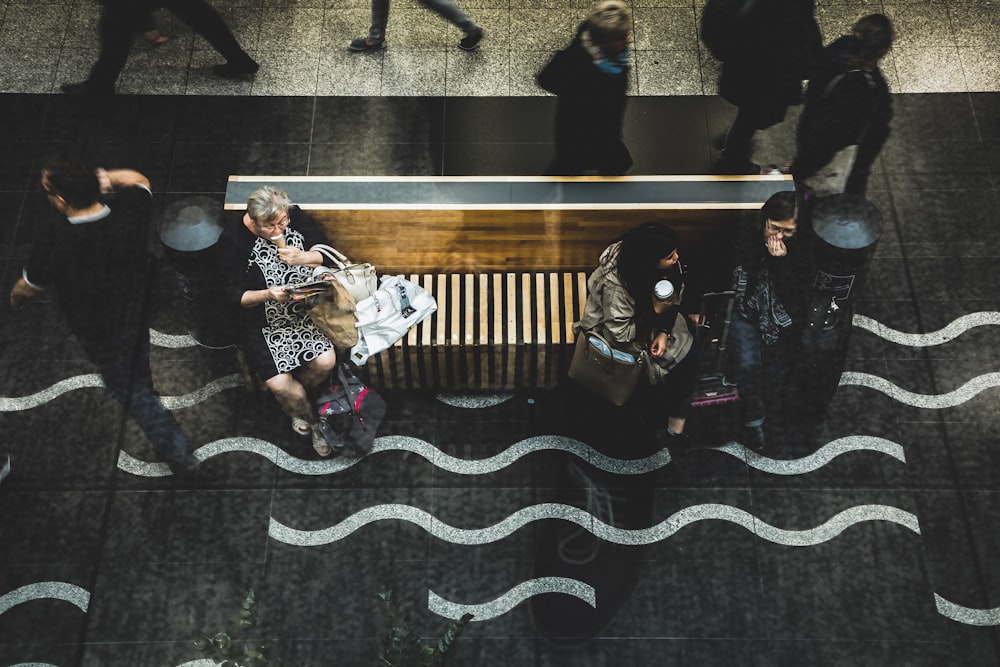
[215,185,339,457]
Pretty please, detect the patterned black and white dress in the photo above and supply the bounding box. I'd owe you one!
[216,206,336,380]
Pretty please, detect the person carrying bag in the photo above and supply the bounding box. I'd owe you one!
[571,225,701,445]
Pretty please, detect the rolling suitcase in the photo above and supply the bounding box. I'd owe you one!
[689,290,741,407]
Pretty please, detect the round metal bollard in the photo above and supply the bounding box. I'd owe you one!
[159,196,237,349]
[800,194,885,413]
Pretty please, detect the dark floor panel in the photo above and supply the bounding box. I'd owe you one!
[84,561,263,642]
[2,91,1000,666]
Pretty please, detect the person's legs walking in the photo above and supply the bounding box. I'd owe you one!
[418,0,477,33]
[164,0,258,75]
[87,332,195,468]
[62,3,140,94]
[349,0,390,50]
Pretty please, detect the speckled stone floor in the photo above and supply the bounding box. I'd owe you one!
[1,1,1000,666]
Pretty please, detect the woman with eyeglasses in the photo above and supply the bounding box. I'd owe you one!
[728,190,811,451]
[215,185,339,457]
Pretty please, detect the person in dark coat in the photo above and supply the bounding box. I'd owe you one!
[702,0,822,174]
[62,0,258,95]
[9,159,200,476]
[728,190,811,451]
[537,0,633,176]
[790,14,895,197]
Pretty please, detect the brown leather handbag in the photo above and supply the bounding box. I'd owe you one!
[568,330,643,406]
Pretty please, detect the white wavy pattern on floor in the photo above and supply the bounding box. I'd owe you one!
[149,328,197,348]
[119,434,909,477]
[934,594,1000,626]
[0,373,242,412]
[116,434,674,477]
[435,392,515,408]
[428,577,596,622]
[852,312,1000,346]
[0,582,90,616]
[839,371,1000,408]
[9,663,62,667]
[713,436,906,474]
[269,503,920,547]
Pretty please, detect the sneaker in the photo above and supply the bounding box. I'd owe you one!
[760,164,784,175]
[0,454,10,486]
[212,58,260,79]
[742,424,766,452]
[348,36,385,52]
[458,27,484,51]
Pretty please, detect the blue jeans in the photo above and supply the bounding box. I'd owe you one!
[80,329,193,466]
[728,314,765,427]
[368,0,478,41]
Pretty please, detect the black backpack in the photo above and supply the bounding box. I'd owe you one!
[700,0,757,63]
[316,362,387,457]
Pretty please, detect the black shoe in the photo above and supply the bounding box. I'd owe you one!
[655,426,691,449]
[212,58,259,79]
[742,425,765,452]
[714,156,761,175]
[458,27,484,51]
[348,36,385,52]
[60,80,114,95]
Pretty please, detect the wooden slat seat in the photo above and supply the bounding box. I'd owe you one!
[365,271,588,390]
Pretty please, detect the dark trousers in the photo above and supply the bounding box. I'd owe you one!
[792,126,890,196]
[544,139,632,176]
[88,0,250,87]
[728,315,765,426]
[80,328,192,466]
[722,101,789,164]
[646,343,701,420]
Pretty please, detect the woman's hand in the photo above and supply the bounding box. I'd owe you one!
[650,332,670,358]
[241,285,290,308]
[766,234,788,257]
[277,247,322,266]
[267,285,291,303]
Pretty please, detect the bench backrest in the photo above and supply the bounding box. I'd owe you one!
[224,175,795,274]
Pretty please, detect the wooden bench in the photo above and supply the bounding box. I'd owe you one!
[224,175,794,389]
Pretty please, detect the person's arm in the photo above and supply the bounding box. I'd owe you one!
[276,207,326,267]
[97,168,150,193]
[9,275,45,308]
[240,285,290,308]
[600,281,638,344]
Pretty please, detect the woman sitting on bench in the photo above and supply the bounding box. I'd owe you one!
[579,223,702,444]
[215,185,339,457]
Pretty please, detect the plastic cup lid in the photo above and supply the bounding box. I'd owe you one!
[654,279,675,301]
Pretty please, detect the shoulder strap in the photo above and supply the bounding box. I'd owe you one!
[310,243,348,270]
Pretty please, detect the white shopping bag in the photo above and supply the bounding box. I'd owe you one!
[350,275,437,364]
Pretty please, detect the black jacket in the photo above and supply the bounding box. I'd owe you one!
[713,0,822,107]
[537,24,629,149]
[797,35,893,150]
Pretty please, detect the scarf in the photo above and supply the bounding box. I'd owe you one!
[581,29,632,76]
[734,265,792,346]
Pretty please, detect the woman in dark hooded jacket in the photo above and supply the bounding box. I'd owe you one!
[790,13,895,196]
[537,0,633,176]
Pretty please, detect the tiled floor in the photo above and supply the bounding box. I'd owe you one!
[0,0,998,96]
[1,1,1000,666]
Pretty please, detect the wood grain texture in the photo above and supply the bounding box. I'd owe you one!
[222,208,749,273]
